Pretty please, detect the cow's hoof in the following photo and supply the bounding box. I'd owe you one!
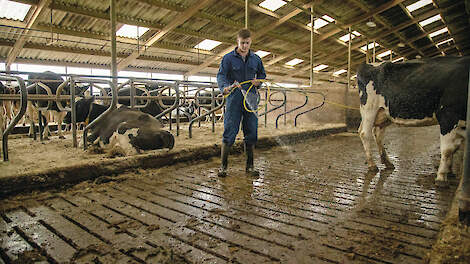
[217,169,227,177]
[458,209,470,226]
[368,165,379,172]
[384,162,395,170]
[58,135,65,139]
[435,179,449,188]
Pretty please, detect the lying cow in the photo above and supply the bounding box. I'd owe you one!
[357,56,468,186]
[64,97,174,155]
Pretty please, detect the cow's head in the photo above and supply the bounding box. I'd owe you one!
[116,117,174,151]
[357,63,377,105]
[64,97,95,124]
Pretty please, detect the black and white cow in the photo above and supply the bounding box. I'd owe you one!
[64,97,174,155]
[357,56,469,185]
[27,71,88,139]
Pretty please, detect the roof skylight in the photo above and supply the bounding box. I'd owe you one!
[429,27,448,38]
[339,31,361,42]
[360,42,380,51]
[406,0,433,13]
[377,50,392,58]
[0,0,31,21]
[436,38,453,46]
[392,57,404,63]
[312,64,328,71]
[259,0,287,12]
[307,15,336,30]
[333,69,347,76]
[419,14,442,27]
[285,58,304,66]
[194,39,222,50]
[255,50,270,58]
[116,25,149,38]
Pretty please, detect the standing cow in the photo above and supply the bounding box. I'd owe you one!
[357,56,468,186]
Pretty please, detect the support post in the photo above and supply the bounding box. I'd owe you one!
[459,68,470,224]
[110,0,117,86]
[345,26,351,126]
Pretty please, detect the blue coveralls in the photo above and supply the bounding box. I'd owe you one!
[217,48,266,146]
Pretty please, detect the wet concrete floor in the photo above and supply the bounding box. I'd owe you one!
[0,126,460,263]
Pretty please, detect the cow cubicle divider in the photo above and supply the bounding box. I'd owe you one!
[0,74,27,161]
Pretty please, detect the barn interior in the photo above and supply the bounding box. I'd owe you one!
[0,0,470,263]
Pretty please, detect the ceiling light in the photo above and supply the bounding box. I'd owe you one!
[312,64,328,71]
[285,58,304,66]
[117,25,149,38]
[397,43,406,47]
[419,14,442,27]
[0,0,31,21]
[416,55,422,59]
[255,50,270,58]
[406,0,433,13]
[259,0,287,12]
[429,27,448,38]
[194,39,222,50]
[333,69,347,76]
[366,21,376,27]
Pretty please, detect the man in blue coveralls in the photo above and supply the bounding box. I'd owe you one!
[217,28,266,177]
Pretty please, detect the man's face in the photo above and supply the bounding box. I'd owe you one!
[237,37,252,53]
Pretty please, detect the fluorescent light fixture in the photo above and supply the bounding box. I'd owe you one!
[255,50,271,58]
[339,31,361,42]
[117,24,149,38]
[419,14,441,27]
[377,50,392,58]
[436,38,453,46]
[392,57,404,62]
[285,58,304,66]
[333,69,347,76]
[0,0,31,21]
[259,0,287,11]
[194,39,222,50]
[360,42,380,51]
[312,64,328,71]
[406,0,433,13]
[429,27,448,38]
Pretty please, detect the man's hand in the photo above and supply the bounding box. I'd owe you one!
[251,79,261,86]
[223,86,232,95]
[223,81,241,95]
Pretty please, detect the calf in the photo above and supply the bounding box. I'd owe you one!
[357,56,468,185]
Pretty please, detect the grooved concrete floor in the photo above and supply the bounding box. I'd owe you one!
[0,126,460,263]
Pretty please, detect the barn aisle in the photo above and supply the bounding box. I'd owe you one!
[0,126,461,263]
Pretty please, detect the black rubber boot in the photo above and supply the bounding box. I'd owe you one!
[218,143,230,177]
[245,143,259,177]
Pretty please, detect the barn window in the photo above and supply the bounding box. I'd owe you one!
[436,38,453,47]
[377,50,392,58]
[116,24,149,39]
[307,15,335,30]
[392,57,404,62]
[360,42,380,51]
[406,0,433,13]
[0,0,31,21]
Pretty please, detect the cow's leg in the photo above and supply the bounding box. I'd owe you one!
[373,109,394,169]
[358,112,379,172]
[53,111,66,139]
[41,112,51,140]
[0,102,5,136]
[25,102,36,138]
[436,128,463,185]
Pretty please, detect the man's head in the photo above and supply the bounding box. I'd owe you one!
[237,29,252,54]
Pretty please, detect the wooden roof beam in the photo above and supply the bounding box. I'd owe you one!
[431,0,463,55]
[6,0,51,67]
[117,0,213,71]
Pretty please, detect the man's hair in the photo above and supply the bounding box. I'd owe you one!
[237,29,251,39]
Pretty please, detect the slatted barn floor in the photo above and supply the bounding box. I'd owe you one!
[0,126,459,263]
